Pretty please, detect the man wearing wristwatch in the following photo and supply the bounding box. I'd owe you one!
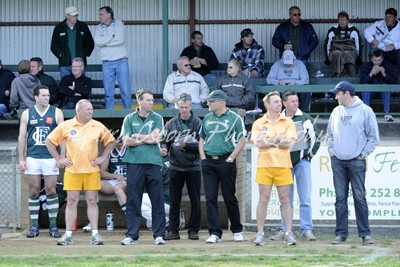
[199,90,247,244]
[269,90,321,242]
[327,81,379,245]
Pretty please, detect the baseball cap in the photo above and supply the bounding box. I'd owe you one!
[65,6,79,16]
[282,50,295,64]
[205,90,227,102]
[330,81,355,94]
[241,28,254,38]
[385,8,397,17]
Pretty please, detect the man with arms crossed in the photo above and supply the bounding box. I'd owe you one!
[46,99,116,245]
[18,85,64,238]
[251,91,297,246]
[270,90,320,242]
[120,89,166,246]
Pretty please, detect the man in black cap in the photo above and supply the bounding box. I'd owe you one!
[199,90,247,244]
[230,28,265,77]
[364,8,400,69]
[327,81,379,245]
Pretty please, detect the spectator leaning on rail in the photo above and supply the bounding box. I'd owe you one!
[230,28,265,77]
[30,57,59,105]
[214,59,255,110]
[51,6,94,78]
[360,48,398,122]
[163,56,210,109]
[94,6,132,110]
[324,11,362,77]
[180,30,220,78]
[364,8,400,73]
[272,6,319,64]
[0,59,15,117]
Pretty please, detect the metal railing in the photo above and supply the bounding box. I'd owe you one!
[0,147,20,231]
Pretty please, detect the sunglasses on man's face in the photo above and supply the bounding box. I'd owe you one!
[292,13,301,17]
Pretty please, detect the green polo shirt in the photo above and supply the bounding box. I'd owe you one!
[121,109,164,166]
[200,108,246,156]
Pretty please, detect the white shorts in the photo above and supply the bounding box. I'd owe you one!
[105,179,126,188]
[25,157,59,176]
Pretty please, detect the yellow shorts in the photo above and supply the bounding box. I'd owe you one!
[255,167,293,186]
[63,171,101,191]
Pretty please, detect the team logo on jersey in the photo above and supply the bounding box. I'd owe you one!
[32,126,50,145]
[46,117,53,124]
[114,165,126,177]
[110,158,118,163]
[30,115,38,124]
[70,130,77,135]
[262,126,268,132]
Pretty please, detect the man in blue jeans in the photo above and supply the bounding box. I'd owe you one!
[94,6,132,110]
[270,90,320,242]
[50,6,94,78]
[327,81,379,245]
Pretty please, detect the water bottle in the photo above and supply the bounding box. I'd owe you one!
[106,211,114,231]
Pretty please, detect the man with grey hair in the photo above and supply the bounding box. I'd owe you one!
[51,6,94,78]
[58,57,92,109]
[163,56,209,109]
[46,99,116,246]
[164,93,202,241]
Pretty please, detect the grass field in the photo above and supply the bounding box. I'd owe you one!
[0,228,399,267]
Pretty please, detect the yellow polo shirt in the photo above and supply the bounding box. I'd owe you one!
[251,113,297,168]
[47,117,115,174]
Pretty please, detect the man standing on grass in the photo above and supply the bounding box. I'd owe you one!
[327,81,379,245]
[120,89,166,246]
[199,90,247,244]
[18,85,64,239]
[46,99,116,246]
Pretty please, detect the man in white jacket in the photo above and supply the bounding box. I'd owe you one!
[94,6,132,110]
[163,56,209,109]
[364,8,400,70]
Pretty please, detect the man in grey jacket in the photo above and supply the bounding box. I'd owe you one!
[5,60,40,119]
[327,81,379,245]
[163,93,202,241]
